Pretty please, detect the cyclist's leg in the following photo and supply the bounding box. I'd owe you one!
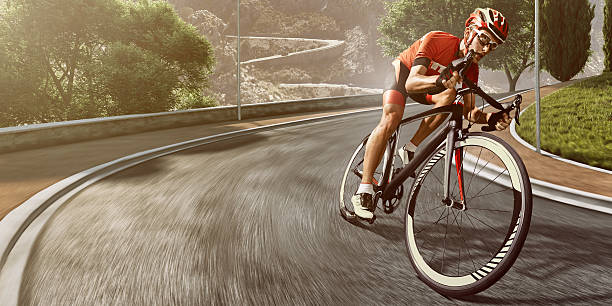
[362,102,404,184]
[409,88,455,146]
[352,61,406,219]
[352,98,404,220]
[362,59,407,185]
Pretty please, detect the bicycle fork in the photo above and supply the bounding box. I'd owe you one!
[443,121,466,210]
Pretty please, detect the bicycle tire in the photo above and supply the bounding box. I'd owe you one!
[404,132,532,297]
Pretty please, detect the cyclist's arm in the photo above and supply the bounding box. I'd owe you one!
[405,64,460,94]
[404,65,439,93]
[463,93,488,124]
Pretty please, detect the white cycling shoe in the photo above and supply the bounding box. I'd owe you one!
[398,145,415,165]
[351,193,374,219]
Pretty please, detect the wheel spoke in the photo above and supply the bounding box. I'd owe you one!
[457,212,462,276]
[470,169,508,200]
[456,212,478,271]
[433,206,450,225]
[468,207,512,213]
[419,183,441,194]
[468,187,512,201]
[442,207,450,273]
[430,171,444,188]
[414,203,446,218]
[462,211,496,259]
[464,211,505,235]
[414,205,447,234]
[465,146,483,196]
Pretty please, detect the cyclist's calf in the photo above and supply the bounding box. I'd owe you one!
[375,103,404,140]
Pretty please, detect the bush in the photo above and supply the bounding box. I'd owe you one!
[516,73,612,170]
[172,88,218,110]
[96,43,180,115]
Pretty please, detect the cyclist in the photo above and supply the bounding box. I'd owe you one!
[353,8,512,220]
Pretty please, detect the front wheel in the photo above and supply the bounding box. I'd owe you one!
[404,133,532,297]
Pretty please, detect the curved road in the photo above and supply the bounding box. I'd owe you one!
[20,107,612,305]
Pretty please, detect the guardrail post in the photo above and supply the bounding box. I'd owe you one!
[535,0,541,153]
[237,0,241,121]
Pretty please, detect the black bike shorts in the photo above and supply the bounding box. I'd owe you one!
[383,61,443,105]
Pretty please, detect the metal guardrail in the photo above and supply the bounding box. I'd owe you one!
[0,94,381,153]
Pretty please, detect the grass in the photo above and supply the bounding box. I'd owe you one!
[515,72,612,171]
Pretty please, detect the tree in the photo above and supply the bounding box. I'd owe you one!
[2,0,126,122]
[377,0,480,56]
[540,0,595,82]
[605,0,612,72]
[0,0,215,126]
[480,0,535,92]
[377,0,537,92]
[119,1,215,110]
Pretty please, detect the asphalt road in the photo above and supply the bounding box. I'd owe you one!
[19,106,612,305]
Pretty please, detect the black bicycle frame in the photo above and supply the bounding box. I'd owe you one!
[380,103,464,202]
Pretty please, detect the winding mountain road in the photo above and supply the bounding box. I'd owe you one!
[19,106,612,305]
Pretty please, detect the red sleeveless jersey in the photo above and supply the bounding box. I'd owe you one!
[397,31,479,85]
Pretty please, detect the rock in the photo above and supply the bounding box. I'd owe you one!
[189,10,238,105]
[342,26,374,76]
[190,10,227,46]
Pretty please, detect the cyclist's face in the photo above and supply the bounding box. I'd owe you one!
[474,29,500,51]
[466,28,502,62]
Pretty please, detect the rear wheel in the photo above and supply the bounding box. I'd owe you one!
[404,133,532,296]
[339,133,403,221]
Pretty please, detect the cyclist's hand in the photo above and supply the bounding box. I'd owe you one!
[486,112,512,131]
[444,71,462,89]
[436,68,462,90]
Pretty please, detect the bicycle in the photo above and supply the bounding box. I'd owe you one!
[338,51,532,297]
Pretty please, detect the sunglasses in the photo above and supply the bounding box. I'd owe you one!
[473,29,499,51]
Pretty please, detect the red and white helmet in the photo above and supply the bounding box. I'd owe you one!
[465,8,509,43]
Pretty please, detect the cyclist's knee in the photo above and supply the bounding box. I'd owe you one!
[383,89,406,106]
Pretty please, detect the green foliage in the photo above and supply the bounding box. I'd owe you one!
[122,1,214,92]
[377,0,536,92]
[479,0,535,92]
[95,42,180,115]
[377,0,481,57]
[251,9,342,39]
[171,88,217,111]
[540,0,594,82]
[605,0,612,72]
[516,73,612,170]
[167,0,233,20]
[0,0,215,127]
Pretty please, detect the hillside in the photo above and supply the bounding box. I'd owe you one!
[168,0,389,105]
[172,0,606,103]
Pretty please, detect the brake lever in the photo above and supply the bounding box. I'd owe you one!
[514,95,522,126]
[481,94,522,132]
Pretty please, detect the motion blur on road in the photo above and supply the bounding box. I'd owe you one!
[20,107,612,305]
